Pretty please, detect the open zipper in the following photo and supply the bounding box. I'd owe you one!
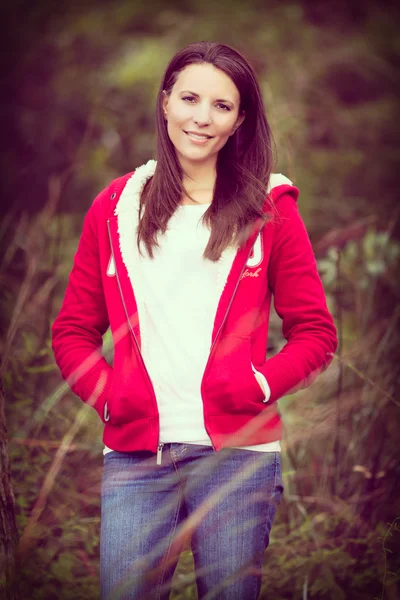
[200,222,267,448]
[106,220,159,422]
[107,218,266,462]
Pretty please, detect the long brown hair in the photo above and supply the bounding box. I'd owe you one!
[137,41,277,261]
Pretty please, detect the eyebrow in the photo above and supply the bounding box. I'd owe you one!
[180,90,235,106]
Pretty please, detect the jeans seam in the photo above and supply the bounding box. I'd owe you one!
[155,482,184,600]
[273,451,278,492]
[259,452,279,554]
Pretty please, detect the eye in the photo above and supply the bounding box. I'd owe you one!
[216,103,231,111]
[182,95,196,103]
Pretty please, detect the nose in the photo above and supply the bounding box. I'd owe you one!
[193,102,212,126]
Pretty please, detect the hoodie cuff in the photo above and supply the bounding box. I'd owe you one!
[251,363,271,403]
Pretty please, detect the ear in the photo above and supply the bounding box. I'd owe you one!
[230,110,246,136]
[162,90,169,117]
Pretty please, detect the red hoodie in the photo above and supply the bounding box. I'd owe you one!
[52,161,338,452]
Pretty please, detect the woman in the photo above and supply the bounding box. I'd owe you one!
[52,41,338,600]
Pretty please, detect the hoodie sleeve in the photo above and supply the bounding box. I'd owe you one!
[52,185,114,422]
[257,188,338,403]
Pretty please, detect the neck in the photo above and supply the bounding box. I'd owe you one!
[180,157,217,193]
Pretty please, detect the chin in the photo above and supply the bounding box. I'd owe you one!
[181,153,216,166]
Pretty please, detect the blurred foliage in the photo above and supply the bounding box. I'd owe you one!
[1,0,400,598]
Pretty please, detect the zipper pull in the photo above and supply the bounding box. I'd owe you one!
[156,443,164,466]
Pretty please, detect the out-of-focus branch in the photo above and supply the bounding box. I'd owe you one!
[1,175,61,377]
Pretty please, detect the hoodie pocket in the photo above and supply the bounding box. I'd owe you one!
[104,358,158,425]
[207,335,266,414]
[100,371,114,423]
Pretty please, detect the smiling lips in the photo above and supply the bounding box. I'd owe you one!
[184,130,214,142]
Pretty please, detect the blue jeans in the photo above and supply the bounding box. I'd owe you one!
[100,444,283,600]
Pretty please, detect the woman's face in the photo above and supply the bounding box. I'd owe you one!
[162,63,245,171]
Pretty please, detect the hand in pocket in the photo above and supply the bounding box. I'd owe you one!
[254,371,266,394]
[251,365,271,403]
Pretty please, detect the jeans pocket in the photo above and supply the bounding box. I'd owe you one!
[273,453,284,504]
